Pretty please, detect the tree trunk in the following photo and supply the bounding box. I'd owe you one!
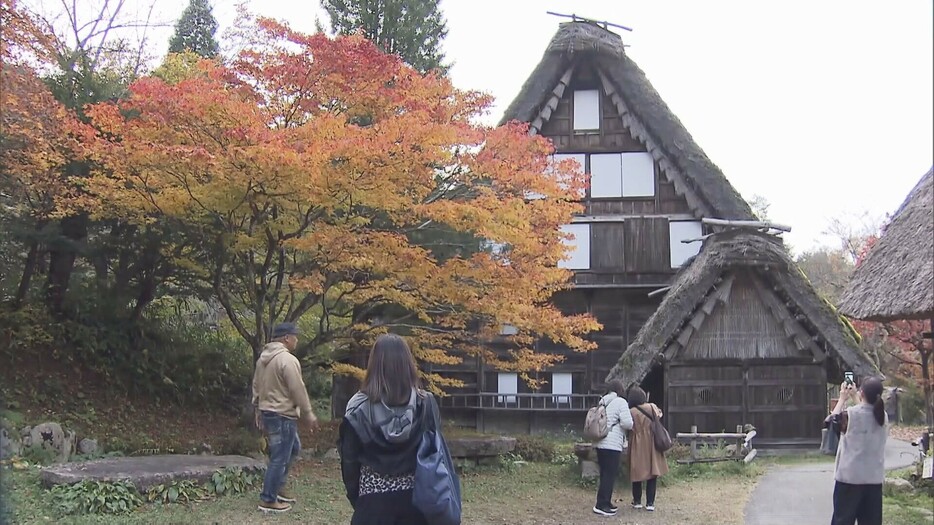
[45,214,88,314]
[13,240,39,309]
[922,347,933,433]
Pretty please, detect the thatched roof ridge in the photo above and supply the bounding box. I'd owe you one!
[839,168,934,321]
[607,231,879,387]
[500,22,754,220]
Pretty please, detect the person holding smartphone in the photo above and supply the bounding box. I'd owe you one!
[828,376,888,525]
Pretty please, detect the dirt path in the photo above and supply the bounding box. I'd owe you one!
[743,439,917,525]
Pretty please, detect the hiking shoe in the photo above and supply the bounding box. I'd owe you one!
[258,500,292,513]
[646,504,656,512]
[592,506,617,516]
[277,489,296,504]
[631,501,643,509]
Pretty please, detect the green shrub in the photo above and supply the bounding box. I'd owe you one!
[513,435,556,463]
[50,480,142,515]
[21,444,58,466]
[205,466,260,496]
[147,479,206,504]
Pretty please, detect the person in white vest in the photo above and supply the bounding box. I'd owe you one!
[592,379,633,517]
[829,376,887,525]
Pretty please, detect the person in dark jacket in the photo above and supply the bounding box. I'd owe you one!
[339,334,433,525]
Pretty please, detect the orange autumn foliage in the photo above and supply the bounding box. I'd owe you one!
[77,16,600,386]
[0,0,81,220]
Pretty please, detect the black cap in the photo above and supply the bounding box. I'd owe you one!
[272,322,300,339]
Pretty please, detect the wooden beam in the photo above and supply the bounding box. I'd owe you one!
[702,217,792,233]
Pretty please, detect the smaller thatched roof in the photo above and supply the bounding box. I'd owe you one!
[839,168,934,322]
[607,231,879,387]
[500,22,754,221]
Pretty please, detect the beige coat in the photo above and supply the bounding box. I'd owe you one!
[251,342,315,423]
[628,403,669,482]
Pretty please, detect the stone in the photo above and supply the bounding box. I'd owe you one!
[78,438,98,456]
[446,436,516,459]
[580,459,599,480]
[883,477,913,493]
[20,426,32,448]
[30,422,64,453]
[1,427,22,459]
[40,454,266,491]
[322,448,340,461]
[60,430,76,463]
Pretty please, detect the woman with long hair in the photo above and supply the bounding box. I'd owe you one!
[592,379,633,516]
[830,377,888,525]
[625,386,668,512]
[339,334,434,525]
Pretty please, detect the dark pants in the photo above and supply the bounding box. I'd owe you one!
[632,477,657,506]
[831,481,882,525]
[352,491,428,525]
[260,411,301,503]
[595,448,621,509]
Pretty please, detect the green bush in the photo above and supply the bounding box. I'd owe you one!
[147,479,205,504]
[205,467,260,496]
[513,435,556,463]
[21,444,58,466]
[50,480,142,515]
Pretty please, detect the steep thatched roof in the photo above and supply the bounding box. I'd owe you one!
[839,168,934,322]
[500,22,754,220]
[607,231,879,387]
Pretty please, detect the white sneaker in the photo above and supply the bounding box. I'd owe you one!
[592,506,617,516]
[646,504,656,511]
[631,502,643,509]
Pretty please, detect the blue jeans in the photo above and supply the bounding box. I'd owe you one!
[260,411,301,503]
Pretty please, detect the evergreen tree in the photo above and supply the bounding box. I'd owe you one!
[168,0,220,58]
[321,0,449,74]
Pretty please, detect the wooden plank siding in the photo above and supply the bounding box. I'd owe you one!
[624,218,670,272]
[591,223,626,270]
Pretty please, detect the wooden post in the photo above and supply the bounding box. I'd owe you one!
[690,425,698,462]
[736,425,743,457]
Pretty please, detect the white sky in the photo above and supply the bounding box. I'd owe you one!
[32,0,934,254]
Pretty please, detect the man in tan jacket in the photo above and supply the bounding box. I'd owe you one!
[252,322,318,513]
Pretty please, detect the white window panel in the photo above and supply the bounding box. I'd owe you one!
[573,90,600,130]
[552,372,573,404]
[621,152,656,197]
[497,372,518,404]
[669,221,703,267]
[550,153,586,199]
[559,223,590,270]
[590,153,622,198]
[499,323,518,336]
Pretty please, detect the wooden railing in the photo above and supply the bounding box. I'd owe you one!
[437,393,602,412]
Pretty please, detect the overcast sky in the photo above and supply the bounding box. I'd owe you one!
[32,0,934,254]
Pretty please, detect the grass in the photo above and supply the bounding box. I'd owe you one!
[882,467,934,525]
[3,454,764,525]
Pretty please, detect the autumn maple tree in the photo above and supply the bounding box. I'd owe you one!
[849,237,934,430]
[0,0,83,307]
[78,16,599,388]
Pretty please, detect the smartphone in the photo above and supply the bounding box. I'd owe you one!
[844,371,855,385]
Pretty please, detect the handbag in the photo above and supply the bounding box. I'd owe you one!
[412,393,462,525]
[634,404,674,453]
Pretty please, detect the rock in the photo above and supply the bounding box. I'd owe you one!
[446,436,516,459]
[40,454,266,491]
[884,477,913,493]
[20,426,32,447]
[60,430,76,463]
[580,459,599,480]
[1,427,22,459]
[78,438,99,456]
[30,422,64,453]
[323,448,340,461]
[725,444,738,455]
